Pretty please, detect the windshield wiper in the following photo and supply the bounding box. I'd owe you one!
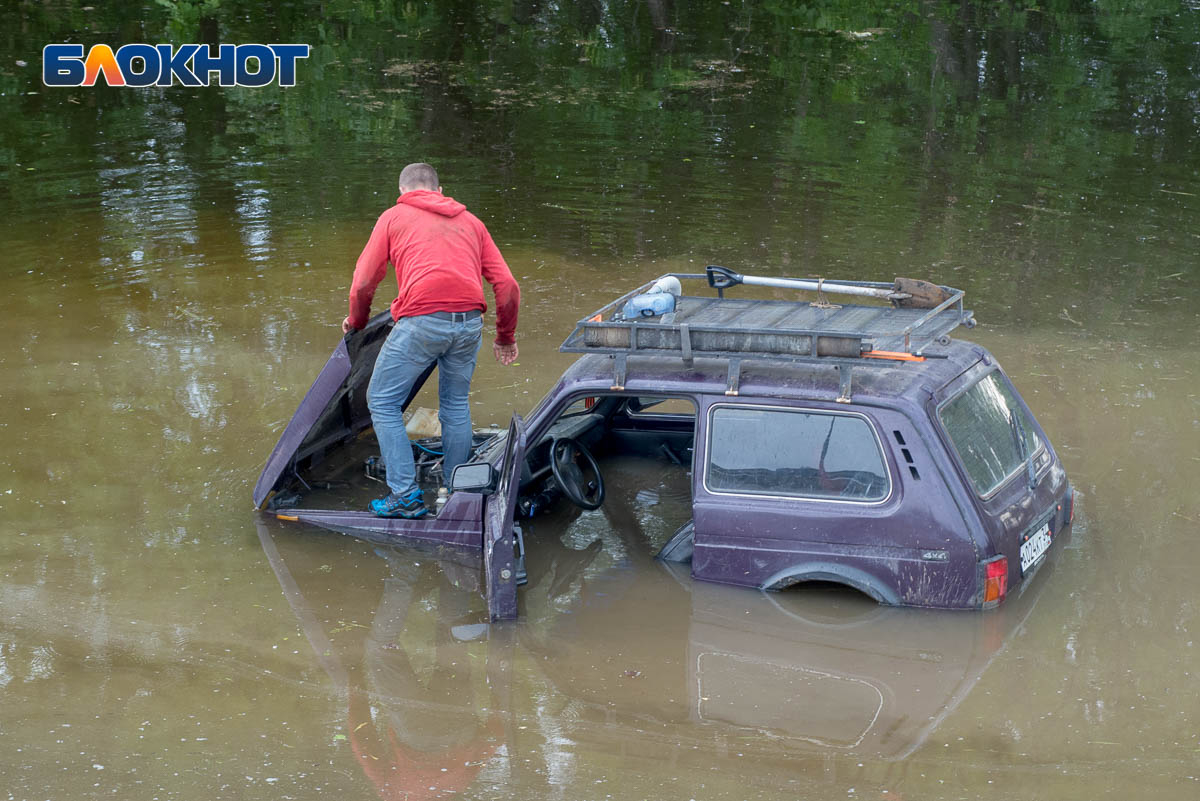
[1009,410,1037,491]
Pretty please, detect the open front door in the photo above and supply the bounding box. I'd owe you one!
[484,414,526,621]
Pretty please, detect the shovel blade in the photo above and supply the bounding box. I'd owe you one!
[893,277,952,309]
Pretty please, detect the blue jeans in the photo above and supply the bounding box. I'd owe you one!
[367,314,483,496]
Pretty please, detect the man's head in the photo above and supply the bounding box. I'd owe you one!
[398,163,440,194]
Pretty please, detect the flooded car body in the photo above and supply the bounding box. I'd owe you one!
[256,272,1074,619]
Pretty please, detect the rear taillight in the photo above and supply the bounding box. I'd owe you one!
[983,556,1008,608]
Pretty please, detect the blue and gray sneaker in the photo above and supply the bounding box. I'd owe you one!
[369,489,426,519]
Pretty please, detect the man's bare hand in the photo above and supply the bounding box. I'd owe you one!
[493,341,518,366]
[342,316,356,334]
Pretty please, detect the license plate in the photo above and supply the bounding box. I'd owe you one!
[1020,522,1052,574]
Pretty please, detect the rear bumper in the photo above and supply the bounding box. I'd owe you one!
[976,483,1074,609]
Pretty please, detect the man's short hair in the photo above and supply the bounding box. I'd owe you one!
[398,163,439,191]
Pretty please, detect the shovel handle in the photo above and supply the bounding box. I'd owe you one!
[706,264,743,290]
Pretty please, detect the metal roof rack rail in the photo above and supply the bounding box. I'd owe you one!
[559,265,975,402]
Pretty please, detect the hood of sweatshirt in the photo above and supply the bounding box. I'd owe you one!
[398,189,466,217]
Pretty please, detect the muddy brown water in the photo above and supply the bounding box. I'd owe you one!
[2,2,1199,799]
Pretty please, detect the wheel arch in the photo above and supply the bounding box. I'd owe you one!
[762,562,902,606]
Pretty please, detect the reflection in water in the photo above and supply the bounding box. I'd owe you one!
[96,108,200,285]
[235,179,273,263]
[259,524,504,799]
[351,560,504,800]
[258,454,1052,797]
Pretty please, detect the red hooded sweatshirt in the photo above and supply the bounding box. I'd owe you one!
[348,190,520,344]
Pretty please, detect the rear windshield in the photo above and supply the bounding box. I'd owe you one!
[706,406,889,502]
[938,371,1041,497]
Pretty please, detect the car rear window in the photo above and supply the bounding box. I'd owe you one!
[938,371,1041,497]
[706,406,889,501]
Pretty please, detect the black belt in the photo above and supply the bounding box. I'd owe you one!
[423,310,481,322]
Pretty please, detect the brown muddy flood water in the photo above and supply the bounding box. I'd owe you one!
[2,2,1199,799]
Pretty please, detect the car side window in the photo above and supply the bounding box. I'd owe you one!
[705,406,890,502]
[557,397,597,418]
[626,397,696,417]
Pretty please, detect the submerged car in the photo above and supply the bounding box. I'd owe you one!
[255,267,1075,620]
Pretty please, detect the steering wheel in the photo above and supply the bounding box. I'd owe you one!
[550,437,605,510]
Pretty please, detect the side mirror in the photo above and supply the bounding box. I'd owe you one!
[450,462,498,495]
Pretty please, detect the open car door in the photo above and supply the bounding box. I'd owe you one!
[484,414,526,621]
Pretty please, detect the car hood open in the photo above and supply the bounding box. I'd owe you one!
[253,313,413,508]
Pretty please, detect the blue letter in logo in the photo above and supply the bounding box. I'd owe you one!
[156,44,201,87]
[272,44,310,87]
[193,43,237,86]
[235,44,276,87]
[116,44,160,87]
[43,44,85,87]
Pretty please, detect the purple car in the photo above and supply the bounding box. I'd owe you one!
[256,268,1074,620]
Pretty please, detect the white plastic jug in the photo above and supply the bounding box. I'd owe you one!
[622,292,676,318]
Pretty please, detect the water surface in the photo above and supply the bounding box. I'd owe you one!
[1,2,1198,799]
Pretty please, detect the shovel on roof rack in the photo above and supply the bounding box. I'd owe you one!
[705,265,951,309]
[560,269,975,402]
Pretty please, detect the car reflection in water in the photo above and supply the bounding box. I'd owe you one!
[255,462,1058,795]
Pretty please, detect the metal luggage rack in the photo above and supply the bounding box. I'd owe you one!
[559,266,975,403]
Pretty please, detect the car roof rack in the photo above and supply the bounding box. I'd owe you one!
[559,265,975,402]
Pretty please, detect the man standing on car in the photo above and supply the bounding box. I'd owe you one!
[343,163,520,518]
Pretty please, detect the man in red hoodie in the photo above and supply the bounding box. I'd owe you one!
[343,163,520,518]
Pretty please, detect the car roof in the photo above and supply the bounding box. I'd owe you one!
[555,338,989,409]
